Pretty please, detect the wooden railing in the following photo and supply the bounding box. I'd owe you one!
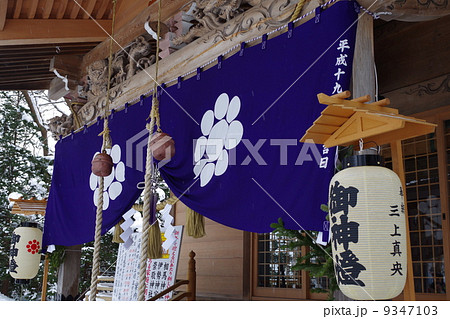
[147,250,196,301]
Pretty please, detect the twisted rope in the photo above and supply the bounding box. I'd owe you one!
[89,0,117,301]
[137,116,156,301]
[290,0,307,22]
[137,0,163,301]
[89,177,104,301]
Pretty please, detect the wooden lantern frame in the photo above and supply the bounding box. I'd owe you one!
[300,91,437,301]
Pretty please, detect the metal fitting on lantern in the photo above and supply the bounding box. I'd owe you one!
[343,148,384,168]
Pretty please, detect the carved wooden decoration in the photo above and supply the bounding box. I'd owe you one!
[72,0,308,129]
[84,34,157,100]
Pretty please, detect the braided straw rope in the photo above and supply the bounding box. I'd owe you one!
[89,178,104,300]
[290,0,307,22]
[89,0,117,301]
[137,0,163,301]
[137,115,156,301]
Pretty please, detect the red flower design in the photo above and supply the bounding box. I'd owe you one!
[26,239,40,254]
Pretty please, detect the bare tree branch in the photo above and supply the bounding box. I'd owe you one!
[21,91,49,157]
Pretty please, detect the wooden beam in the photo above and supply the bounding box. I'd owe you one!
[0,73,54,82]
[42,0,55,19]
[50,55,82,79]
[82,0,97,19]
[48,77,71,100]
[0,80,52,90]
[317,93,399,114]
[0,66,50,74]
[56,0,69,19]
[114,0,150,30]
[28,0,39,19]
[81,0,190,75]
[13,0,22,19]
[0,0,7,31]
[0,19,112,45]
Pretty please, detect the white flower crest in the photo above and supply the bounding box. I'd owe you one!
[89,144,126,210]
[193,93,243,187]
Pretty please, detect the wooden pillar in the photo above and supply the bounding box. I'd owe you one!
[390,140,416,301]
[351,12,416,300]
[187,251,196,301]
[434,113,450,298]
[352,13,376,100]
[41,255,50,301]
[56,245,82,301]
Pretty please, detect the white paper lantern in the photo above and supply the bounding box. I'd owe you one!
[9,222,43,284]
[329,152,407,300]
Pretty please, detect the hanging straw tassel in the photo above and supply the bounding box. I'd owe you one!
[186,207,206,238]
[112,219,124,243]
[147,193,162,259]
[148,220,163,259]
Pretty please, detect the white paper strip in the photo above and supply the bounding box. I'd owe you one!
[120,227,133,243]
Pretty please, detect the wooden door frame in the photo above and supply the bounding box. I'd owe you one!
[250,233,307,300]
[249,233,329,300]
[410,105,450,300]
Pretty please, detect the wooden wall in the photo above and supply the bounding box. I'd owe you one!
[174,201,251,300]
[374,14,450,115]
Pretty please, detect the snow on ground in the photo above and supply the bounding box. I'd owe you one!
[0,293,13,301]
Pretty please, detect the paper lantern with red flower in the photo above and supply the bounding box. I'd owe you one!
[9,222,43,284]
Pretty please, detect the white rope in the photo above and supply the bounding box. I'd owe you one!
[89,177,104,301]
[137,117,156,301]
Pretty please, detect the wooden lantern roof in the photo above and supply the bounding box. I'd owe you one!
[10,197,47,216]
[300,91,437,148]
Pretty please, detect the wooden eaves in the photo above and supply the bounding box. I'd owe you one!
[9,197,47,216]
[300,90,437,148]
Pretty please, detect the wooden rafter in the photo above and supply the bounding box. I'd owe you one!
[95,0,110,19]
[9,198,47,216]
[70,1,82,19]
[0,19,112,45]
[300,91,437,148]
[82,1,97,19]
[43,0,55,19]
[28,0,39,19]
[0,0,7,31]
[13,0,23,19]
[56,0,69,19]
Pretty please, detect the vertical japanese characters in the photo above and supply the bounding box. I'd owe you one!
[332,39,351,95]
[389,187,405,277]
[330,181,366,286]
[9,233,21,274]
